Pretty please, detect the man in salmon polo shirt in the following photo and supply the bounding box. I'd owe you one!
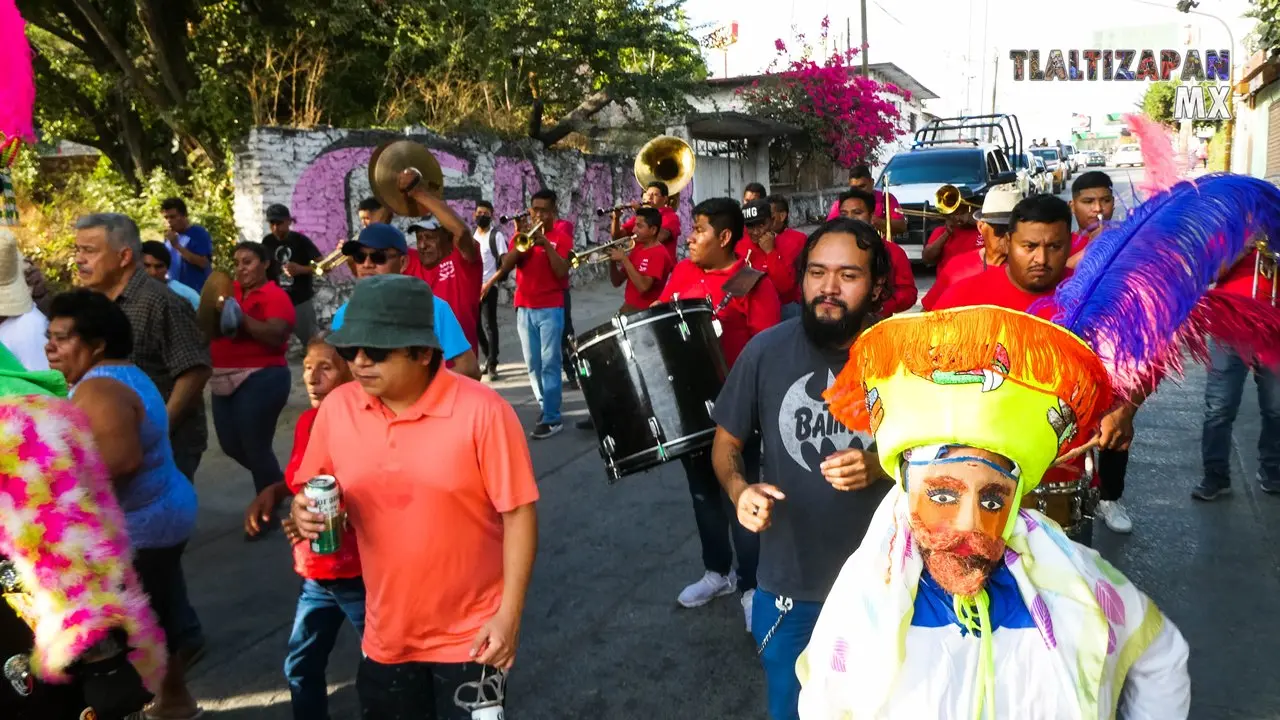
[291,274,539,718]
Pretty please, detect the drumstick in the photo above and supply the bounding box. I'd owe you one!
[1052,437,1100,467]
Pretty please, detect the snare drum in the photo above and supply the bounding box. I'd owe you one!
[1028,450,1098,546]
[574,300,728,481]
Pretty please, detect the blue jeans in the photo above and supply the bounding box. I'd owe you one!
[211,365,292,494]
[679,446,760,591]
[285,577,367,720]
[780,301,802,321]
[516,307,565,424]
[751,589,823,720]
[1202,342,1280,486]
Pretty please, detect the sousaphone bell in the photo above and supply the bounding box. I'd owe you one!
[635,135,695,207]
[368,139,445,216]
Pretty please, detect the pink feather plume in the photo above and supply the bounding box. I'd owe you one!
[0,0,36,143]
[1124,113,1179,197]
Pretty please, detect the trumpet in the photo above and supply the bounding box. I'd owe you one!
[500,211,530,224]
[311,246,349,277]
[596,203,643,217]
[511,221,545,253]
[569,236,636,268]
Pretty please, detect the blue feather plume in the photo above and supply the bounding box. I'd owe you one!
[1050,173,1280,395]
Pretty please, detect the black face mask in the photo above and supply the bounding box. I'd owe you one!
[476,216,492,229]
[800,295,870,349]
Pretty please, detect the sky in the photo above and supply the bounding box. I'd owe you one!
[681,0,1256,143]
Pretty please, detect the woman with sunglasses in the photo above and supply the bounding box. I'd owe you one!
[209,242,297,539]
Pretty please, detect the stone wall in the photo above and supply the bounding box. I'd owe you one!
[232,126,696,326]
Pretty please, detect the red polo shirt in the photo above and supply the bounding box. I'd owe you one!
[210,280,296,368]
[933,266,1065,320]
[409,247,483,350]
[623,206,682,261]
[880,240,918,316]
[658,258,781,367]
[928,225,983,269]
[514,227,573,309]
[921,250,999,311]
[622,241,674,309]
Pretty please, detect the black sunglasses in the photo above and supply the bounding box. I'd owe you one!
[353,249,390,265]
[335,346,393,363]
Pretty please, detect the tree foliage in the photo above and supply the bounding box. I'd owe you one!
[1246,0,1280,55]
[21,0,708,186]
[737,17,906,170]
[1141,80,1226,130]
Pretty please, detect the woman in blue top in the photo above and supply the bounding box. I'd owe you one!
[44,289,202,720]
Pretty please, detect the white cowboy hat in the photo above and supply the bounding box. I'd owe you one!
[0,231,34,317]
[971,183,1024,226]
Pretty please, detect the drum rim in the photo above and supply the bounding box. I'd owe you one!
[576,303,715,353]
[1033,479,1087,494]
[604,427,716,468]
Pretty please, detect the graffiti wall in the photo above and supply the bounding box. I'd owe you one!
[231,127,696,300]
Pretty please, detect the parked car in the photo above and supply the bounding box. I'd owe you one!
[1018,153,1051,195]
[1112,144,1144,167]
[1030,147,1066,193]
[1061,144,1080,173]
[1085,151,1106,167]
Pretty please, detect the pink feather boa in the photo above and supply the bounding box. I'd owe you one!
[0,0,36,143]
[0,395,167,692]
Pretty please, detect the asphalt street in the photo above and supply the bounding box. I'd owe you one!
[178,168,1277,718]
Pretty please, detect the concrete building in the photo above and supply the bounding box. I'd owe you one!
[1232,50,1280,182]
[669,63,938,204]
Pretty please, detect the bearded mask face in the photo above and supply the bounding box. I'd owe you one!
[905,446,1020,597]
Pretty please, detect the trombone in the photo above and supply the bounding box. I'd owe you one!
[897,184,981,219]
[511,221,545,253]
[312,245,350,277]
[570,236,636,268]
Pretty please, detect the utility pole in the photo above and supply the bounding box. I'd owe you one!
[860,0,869,75]
[989,53,999,142]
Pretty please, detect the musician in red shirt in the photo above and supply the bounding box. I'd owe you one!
[836,188,917,315]
[610,207,673,314]
[920,185,1017,311]
[767,195,810,317]
[1196,238,1280,500]
[826,165,906,237]
[1067,171,1115,269]
[935,194,1139,537]
[612,181,682,261]
[920,214,982,269]
[657,197,780,611]
[394,177,483,351]
[736,199,799,314]
[488,189,574,439]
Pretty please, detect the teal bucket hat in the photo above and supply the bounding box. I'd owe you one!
[328,274,441,351]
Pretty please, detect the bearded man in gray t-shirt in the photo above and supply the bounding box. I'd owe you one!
[711,217,898,720]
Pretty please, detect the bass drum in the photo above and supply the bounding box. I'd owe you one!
[574,300,728,481]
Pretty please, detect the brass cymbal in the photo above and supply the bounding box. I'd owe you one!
[368,139,444,217]
[196,270,235,341]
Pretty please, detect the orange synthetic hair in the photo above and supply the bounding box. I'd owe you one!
[825,306,1115,438]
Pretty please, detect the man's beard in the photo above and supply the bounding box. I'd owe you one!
[800,296,868,348]
[912,516,1005,597]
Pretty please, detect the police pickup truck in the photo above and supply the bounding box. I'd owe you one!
[875,114,1021,262]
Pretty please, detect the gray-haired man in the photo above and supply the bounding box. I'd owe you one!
[74,212,212,665]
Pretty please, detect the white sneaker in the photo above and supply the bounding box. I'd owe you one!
[677,571,735,608]
[1097,500,1133,534]
[741,589,755,633]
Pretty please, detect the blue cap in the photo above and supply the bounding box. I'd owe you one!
[345,223,409,255]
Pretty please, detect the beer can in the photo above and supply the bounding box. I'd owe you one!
[304,475,343,555]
